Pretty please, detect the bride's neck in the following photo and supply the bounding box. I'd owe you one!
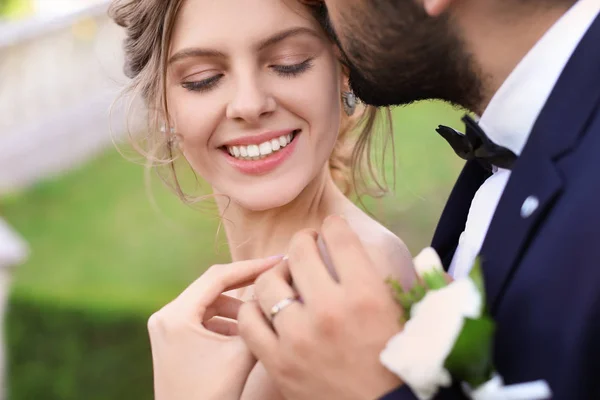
[215,167,347,261]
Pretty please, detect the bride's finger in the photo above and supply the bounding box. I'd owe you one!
[204,317,239,336]
[203,294,244,321]
[177,256,284,316]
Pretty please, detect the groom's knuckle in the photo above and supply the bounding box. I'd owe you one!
[314,307,341,334]
[275,357,297,379]
[317,317,340,338]
[288,331,310,354]
[351,292,381,316]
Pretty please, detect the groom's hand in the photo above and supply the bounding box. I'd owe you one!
[238,216,405,400]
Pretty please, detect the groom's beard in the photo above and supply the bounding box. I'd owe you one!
[337,1,483,111]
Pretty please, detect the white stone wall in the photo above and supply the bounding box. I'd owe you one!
[0,1,128,194]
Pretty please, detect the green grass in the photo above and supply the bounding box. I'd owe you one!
[1,101,464,314]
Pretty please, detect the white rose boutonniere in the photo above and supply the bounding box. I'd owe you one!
[381,248,552,400]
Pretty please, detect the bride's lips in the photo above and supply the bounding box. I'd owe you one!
[221,130,300,175]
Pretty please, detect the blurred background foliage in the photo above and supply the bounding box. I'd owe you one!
[0,0,33,19]
[0,2,464,399]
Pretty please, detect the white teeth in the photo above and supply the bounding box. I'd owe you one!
[227,132,296,160]
[247,144,260,157]
[271,139,280,151]
[259,142,272,156]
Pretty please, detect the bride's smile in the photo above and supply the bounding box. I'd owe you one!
[221,129,300,175]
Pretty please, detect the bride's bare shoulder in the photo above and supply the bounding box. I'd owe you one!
[344,208,415,286]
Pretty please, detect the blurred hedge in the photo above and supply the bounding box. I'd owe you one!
[6,294,153,400]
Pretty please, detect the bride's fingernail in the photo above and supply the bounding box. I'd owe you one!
[269,254,285,260]
[282,255,289,261]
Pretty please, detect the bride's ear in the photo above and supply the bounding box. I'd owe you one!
[421,0,453,17]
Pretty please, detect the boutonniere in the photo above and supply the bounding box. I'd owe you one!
[381,248,552,400]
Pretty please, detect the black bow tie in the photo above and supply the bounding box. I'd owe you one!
[436,115,517,171]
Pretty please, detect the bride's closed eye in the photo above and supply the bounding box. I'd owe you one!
[271,58,314,78]
[181,58,315,93]
[182,74,224,93]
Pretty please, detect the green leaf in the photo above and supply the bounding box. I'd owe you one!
[444,317,495,388]
[386,277,405,298]
[406,284,427,318]
[410,283,427,301]
[386,277,430,322]
[386,278,410,323]
[422,270,448,290]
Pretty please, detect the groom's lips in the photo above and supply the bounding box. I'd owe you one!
[222,132,300,176]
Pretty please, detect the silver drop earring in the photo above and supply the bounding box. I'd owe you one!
[342,91,357,116]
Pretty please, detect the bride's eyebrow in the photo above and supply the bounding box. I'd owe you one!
[169,27,320,66]
[169,48,225,65]
[256,27,321,51]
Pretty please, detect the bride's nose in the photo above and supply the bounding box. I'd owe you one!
[226,76,276,124]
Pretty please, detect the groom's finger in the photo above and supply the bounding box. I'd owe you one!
[238,301,278,365]
[321,216,378,288]
[177,256,284,317]
[287,230,338,303]
[254,262,302,331]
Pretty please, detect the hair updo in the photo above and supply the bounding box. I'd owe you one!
[109,0,392,201]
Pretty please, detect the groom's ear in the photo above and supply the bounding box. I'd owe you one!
[421,0,454,17]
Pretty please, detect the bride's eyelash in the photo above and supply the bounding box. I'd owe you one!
[181,74,223,93]
[272,58,314,78]
[181,58,314,93]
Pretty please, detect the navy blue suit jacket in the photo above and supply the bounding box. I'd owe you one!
[382,12,600,400]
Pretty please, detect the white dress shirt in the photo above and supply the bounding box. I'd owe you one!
[448,0,600,279]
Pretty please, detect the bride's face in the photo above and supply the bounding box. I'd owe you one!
[167,0,343,211]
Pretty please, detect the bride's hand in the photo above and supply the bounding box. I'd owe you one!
[147,256,283,400]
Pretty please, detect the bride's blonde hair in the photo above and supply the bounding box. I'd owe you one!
[109,0,393,202]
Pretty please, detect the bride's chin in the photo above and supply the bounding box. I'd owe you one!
[235,195,298,212]
[225,188,302,213]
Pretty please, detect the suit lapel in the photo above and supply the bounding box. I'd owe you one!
[480,158,562,312]
[481,13,600,312]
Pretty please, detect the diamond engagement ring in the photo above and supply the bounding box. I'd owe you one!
[269,296,298,321]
